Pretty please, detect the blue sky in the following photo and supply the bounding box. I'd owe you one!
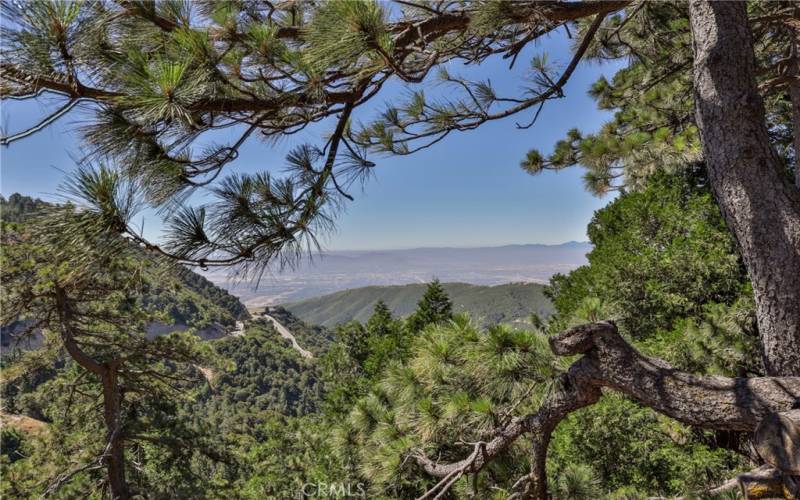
[0,31,621,251]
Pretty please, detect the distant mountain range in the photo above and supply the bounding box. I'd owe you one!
[284,282,552,328]
[206,242,591,308]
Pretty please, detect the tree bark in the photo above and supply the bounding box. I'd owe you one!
[789,34,800,189]
[525,372,601,499]
[101,367,129,500]
[54,287,129,499]
[753,409,800,475]
[416,322,800,499]
[688,0,800,376]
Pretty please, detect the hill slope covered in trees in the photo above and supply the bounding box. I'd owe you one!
[2,1,800,497]
[0,194,249,352]
[284,282,552,327]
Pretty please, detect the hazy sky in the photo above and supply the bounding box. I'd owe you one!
[0,30,621,251]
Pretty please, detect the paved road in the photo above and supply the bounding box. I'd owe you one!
[261,314,313,359]
[231,321,245,336]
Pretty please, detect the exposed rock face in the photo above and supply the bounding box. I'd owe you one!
[1,319,43,351]
[144,321,230,341]
[1,320,232,356]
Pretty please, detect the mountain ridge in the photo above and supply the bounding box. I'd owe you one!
[284,281,552,328]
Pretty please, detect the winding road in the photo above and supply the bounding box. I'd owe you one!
[260,314,313,359]
[230,315,313,359]
[194,316,312,387]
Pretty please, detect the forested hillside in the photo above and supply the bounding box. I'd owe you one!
[187,319,323,428]
[1,318,327,499]
[0,193,49,223]
[1,1,799,499]
[260,306,335,355]
[0,176,790,497]
[1,193,249,352]
[285,282,552,327]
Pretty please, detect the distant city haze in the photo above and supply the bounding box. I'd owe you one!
[205,241,591,308]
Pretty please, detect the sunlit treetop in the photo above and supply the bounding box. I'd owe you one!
[1,0,796,276]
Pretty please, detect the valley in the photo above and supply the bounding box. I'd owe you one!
[203,242,590,308]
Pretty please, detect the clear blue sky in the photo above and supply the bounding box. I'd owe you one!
[0,32,620,251]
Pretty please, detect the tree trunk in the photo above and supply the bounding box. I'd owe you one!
[54,287,130,499]
[789,35,800,189]
[101,367,129,500]
[688,0,800,376]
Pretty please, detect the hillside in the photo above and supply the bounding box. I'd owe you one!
[284,282,552,327]
[189,319,323,431]
[0,194,249,351]
[254,306,334,356]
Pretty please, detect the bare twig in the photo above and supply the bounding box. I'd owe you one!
[1,99,81,146]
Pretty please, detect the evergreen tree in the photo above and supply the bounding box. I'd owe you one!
[337,322,370,368]
[363,300,407,378]
[322,301,408,412]
[319,322,372,417]
[546,169,747,338]
[349,316,566,497]
[3,2,800,498]
[0,177,223,498]
[407,280,453,332]
[365,300,393,338]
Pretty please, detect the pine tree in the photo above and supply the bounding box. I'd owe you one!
[3,2,800,498]
[349,316,565,496]
[365,300,393,338]
[407,280,453,332]
[0,184,222,498]
[363,300,408,379]
[337,322,370,368]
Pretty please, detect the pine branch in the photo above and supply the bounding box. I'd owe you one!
[1,98,81,146]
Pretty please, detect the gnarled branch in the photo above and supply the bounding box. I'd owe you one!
[414,321,800,499]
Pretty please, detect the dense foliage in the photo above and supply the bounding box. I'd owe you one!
[520,3,796,194]
[546,169,748,338]
[0,194,247,497]
[2,1,798,498]
[0,194,225,497]
[0,315,325,497]
[543,170,757,497]
[196,319,322,423]
[0,193,248,347]
[0,182,774,498]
